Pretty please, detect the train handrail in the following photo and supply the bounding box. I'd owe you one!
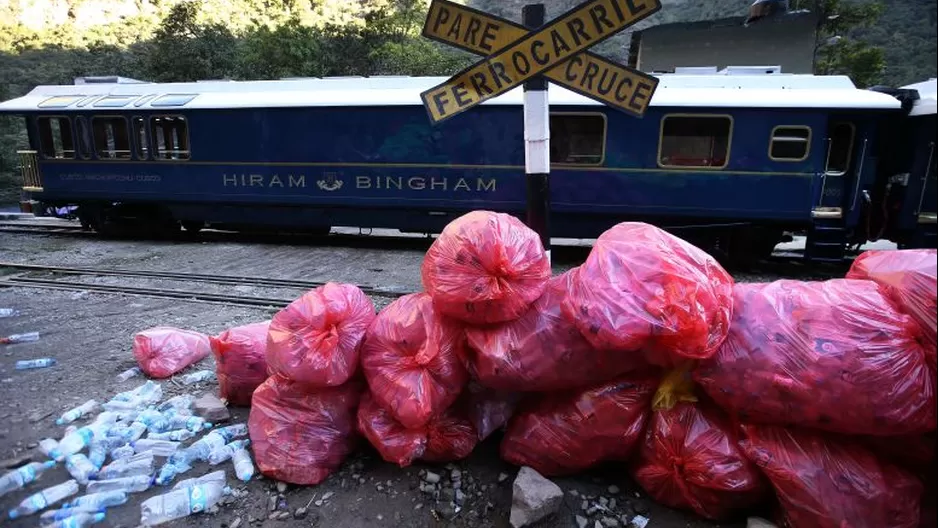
[15,150,42,191]
[850,138,868,212]
[817,137,832,207]
[914,141,935,216]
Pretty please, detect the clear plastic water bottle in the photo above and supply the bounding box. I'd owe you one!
[132,439,179,456]
[116,367,141,382]
[157,395,194,413]
[112,381,161,403]
[65,454,98,485]
[172,470,227,491]
[39,438,59,458]
[167,414,209,433]
[50,415,115,461]
[110,444,136,461]
[88,436,124,469]
[44,511,106,528]
[140,481,228,526]
[207,439,250,465]
[155,460,191,486]
[180,370,215,385]
[134,409,169,433]
[64,490,128,510]
[2,331,40,344]
[95,452,154,481]
[0,308,19,318]
[8,479,79,519]
[86,475,153,494]
[57,400,99,425]
[15,358,56,369]
[212,424,248,442]
[148,429,195,442]
[0,461,57,498]
[231,446,254,482]
[39,506,102,526]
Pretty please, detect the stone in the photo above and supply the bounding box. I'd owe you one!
[630,515,650,528]
[451,468,462,481]
[601,517,620,528]
[276,481,288,493]
[267,496,278,512]
[575,515,589,528]
[455,489,466,504]
[609,499,617,510]
[314,500,323,507]
[230,517,242,528]
[207,505,220,515]
[509,466,563,528]
[376,484,384,492]
[747,517,779,528]
[498,472,510,483]
[277,511,292,520]
[607,485,620,495]
[424,471,441,484]
[194,393,230,422]
[27,409,53,423]
[594,522,603,528]
[580,500,589,512]
[436,504,456,520]
[441,488,456,502]
[415,503,424,510]
[294,508,308,520]
[599,497,609,507]
[569,489,579,497]
[1,453,33,469]
[321,492,334,501]
[632,500,649,515]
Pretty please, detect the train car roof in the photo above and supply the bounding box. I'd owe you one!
[0,73,901,113]
[902,78,937,117]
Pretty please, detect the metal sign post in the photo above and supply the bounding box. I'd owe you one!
[420,0,663,259]
[522,4,551,263]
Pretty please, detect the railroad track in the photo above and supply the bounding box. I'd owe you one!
[0,262,411,307]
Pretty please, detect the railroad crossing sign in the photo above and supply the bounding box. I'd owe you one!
[421,0,662,123]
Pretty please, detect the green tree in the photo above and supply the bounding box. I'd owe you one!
[144,1,240,81]
[803,0,887,86]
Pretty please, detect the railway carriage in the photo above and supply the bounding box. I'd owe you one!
[1,70,933,260]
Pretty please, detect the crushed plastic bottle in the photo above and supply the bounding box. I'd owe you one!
[179,370,215,385]
[65,454,98,485]
[39,506,103,526]
[140,481,228,526]
[88,436,125,469]
[171,470,226,491]
[44,511,106,528]
[0,461,57,498]
[157,395,194,413]
[155,460,191,486]
[50,414,118,461]
[167,414,209,433]
[8,479,79,519]
[39,438,59,458]
[207,439,250,465]
[148,429,195,442]
[132,439,179,456]
[134,410,170,433]
[0,308,19,318]
[64,490,128,510]
[15,358,56,369]
[103,381,162,411]
[57,400,99,425]
[1,331,40,344]
[110,445,136,461]
[95,452,155,481]
[116,367,141,382]
[86,475,153,494]
[231,446,254,482]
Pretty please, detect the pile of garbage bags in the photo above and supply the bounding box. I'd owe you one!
[128,210,937,527]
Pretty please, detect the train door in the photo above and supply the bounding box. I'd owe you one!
[816,120,859,216]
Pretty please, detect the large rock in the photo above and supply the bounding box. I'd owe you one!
[747,518,779,528]
[509,467,563,528]
[194,393,230,423]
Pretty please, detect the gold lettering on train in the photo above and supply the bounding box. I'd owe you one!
[222,173,307,188]
[222,174,496,192]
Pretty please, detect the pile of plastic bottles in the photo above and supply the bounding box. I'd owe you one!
[1,379,255,526]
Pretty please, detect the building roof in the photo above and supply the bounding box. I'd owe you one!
[0,73,901,113]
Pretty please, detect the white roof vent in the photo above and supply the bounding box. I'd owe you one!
[719,66,782,75]
[674,66,719,74]
[74,76,148,85]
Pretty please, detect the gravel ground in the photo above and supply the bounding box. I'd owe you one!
[0,226,831,528]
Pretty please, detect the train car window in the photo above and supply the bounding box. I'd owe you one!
[132,117,149,160]
[75,116,93,159]
[658,115,732,169]
[93,95,138,108]
[825,122,855,175]
[550,114,605,165]
[150,116,190,160]
[769,126,811,161]
[91,117,132,160]
[37,117,75,159]
[38,96,82,108]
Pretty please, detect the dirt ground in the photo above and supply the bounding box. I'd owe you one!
[0,228,767,528]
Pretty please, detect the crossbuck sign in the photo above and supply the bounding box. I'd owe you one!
[419,0,663,263]
[421,0,661,123]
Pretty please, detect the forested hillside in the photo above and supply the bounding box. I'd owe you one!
[0,0,935,201]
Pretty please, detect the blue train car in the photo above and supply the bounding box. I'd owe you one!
[0,71,912,260]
